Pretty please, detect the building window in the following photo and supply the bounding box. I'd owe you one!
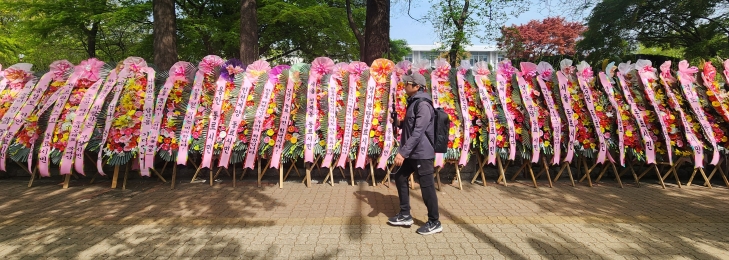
[469,52,490,65]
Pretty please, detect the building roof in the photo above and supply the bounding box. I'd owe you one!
[408,44,501,52]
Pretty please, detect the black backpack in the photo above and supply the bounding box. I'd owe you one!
[409,98,450,153]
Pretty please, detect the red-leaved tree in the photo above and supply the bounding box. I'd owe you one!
[498,17,586,61]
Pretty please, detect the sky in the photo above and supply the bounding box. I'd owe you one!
[389,1,585,46]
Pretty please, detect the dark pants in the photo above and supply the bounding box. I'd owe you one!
[394,158,439,222]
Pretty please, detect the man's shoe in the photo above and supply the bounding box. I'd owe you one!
[387,213,414,226]
[416,220,443,235]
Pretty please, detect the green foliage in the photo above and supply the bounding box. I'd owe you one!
[388,39,411,63]
[578,0,729,64]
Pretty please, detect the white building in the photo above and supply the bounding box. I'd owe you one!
[404,44,505,68]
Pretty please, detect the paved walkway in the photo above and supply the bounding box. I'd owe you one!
[1,169,729,259]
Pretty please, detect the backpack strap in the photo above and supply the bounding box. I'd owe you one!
[407,97,434,146]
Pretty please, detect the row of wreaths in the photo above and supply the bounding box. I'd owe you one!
[0,55,728,179]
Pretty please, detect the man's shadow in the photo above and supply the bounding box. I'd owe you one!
[353,189,425,227]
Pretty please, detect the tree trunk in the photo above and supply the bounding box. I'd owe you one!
[240,0,259,64]
[153,0,178,71]
[86,21,99,58]
[363,0,389,65]
[345,0,365,61]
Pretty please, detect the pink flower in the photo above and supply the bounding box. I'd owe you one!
[199,55,224,74]
[311,57,334,78]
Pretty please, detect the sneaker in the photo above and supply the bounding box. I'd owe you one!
[387,212,414,226]
[417,220,443,235]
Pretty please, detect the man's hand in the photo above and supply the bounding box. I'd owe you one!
[394,153,405,166]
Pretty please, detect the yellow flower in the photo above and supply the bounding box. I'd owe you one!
[707,90,714,96]
[572,113,579,120]
[590,143,596,149]
[319,140,326,146]
[544,141,550,147]
[266,129,275,136]
[449,128,456,135]
[268,139,275,146]
[372,119,379,126]
[621,114,629,121]
[506,97,512,103]
[516,128,522,134]
[723,136,728,142]
[158,136,163,143]
[248,94,254,101]
[596,105,603,112]
[712,101,720,107]
[267,108,274,114]
[353,124,360,131]
[370,130,375,137]
[626,130,633,137]
[290,136,298,143]
[497,135,503,141]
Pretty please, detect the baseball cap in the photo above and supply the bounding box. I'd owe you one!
[401,73,427,88]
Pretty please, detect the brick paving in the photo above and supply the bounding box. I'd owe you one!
[0,164,728,259]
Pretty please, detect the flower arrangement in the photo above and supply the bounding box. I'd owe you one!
[226,60,270,165]
[427,58,462,162]
[636,59,686,162]
[188,56,224,157]
[600,63,644,163]
[576,61,615,163]
[367,58,393,157]
[518,62,554,160]
[280,63,310,164]
[458,61,485,160]
[257,64,291,158]
[657,61,706,163]
[299,57,333,164]
[153,62,196,162]
[534,62,566,165]
[102,57,155,166]
[473,61,508,163]
[695,61,729,152]
[7,61,73,164]
[319,63,348,167]
[336,62,367,167]
[0,64,34,119]
[559,60,600,158]
[498,60,525,159]
[393,61,411,123]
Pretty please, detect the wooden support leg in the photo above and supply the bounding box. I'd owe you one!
[496,156,508,187]
[189,165,203,183]
[232,165,236,188]
[369,163,376,187]
[566,162,575,187]
[151,168,167,183]
[305,162,313,187]
[62,174,71,189]
[284,162,295,181]
[542,157,553,188]
[526,163,538,188]
[409,175,415,189]
[455,164,463,190]
[170,164,177,189]
[510,162,527,181]
[610,162,624,188]
[257,160,271,188]
[595,163,610,183]
[471,155,488,186]
[349,161,355,186]
[122,164,129,191]
[579,159,594,187]
[535,157,548,179]
[704,158,725,187]
[111,165,120,189]
[28,166,38,188]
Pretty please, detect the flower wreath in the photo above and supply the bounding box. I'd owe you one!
[320,62,348,168]
[188,56,224,157]
[517,62,554,162]
[302,57,333,164]
[280,63,310,164]
[696,61,729,152]
[576,61,615,163]
[335,61,367,168]
[499,59,525,161]
[559,60,600,159]
[354,58,392,169]
[474,61,507,164]
[257,64,291,159]
[0,63,34,119]
[431,58,462,165]
[151,62,196,163]
[535,62,566,165]
[226,59,269,166]
[456,61,482,166]
[600,62,644,164]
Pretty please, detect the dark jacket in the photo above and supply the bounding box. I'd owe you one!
[398,91,435,159]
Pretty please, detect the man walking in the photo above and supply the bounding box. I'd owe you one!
[387,73,442,235]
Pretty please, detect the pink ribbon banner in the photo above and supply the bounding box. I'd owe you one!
[95,71,130,176]
[474,74,497,165]
[321,75,340,168]
[244,79,276,169]
[74,70,120,175]
[218,75,257,168]
[355,77,377,169]
[336,71,363,168]
[659,73,704,168]
[430,74,446,167]
[535,76,562,165]
[515,73,541,163]
[201,78,227,169]
[59,75,107,176]
[598,73,626,166]
[637,67,673,165]
[677,61,719,166]
[555,72,577,163]
[377,74,397,169]
[456,73,472,166]
[38,81,76,177]
[576,74,607,164]
[616,72,656,165]
[496,72,517,160]
[269,71,296,168]
[137,68,156,176]
[0,77,39,171]
[176,71,205,165]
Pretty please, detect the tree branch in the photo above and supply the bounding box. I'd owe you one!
[266,47,302,62]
